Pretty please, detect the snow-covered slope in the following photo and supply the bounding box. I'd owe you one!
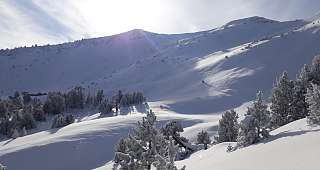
[177,118,320,170]
[1,16,320,170]
[0,17,306,101]
[0,104,217,170]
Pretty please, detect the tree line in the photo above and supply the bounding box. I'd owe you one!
[0,87,146,138]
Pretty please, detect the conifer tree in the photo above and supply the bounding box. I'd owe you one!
[306,84,320,125]
[197,130,211,150]
[310,55,320,85]
[270,71,294,128]
[43,92,65,115]
[290,64,311,120]
[113,110,181,170]
[247,91,270,138]
[216,110,238,142]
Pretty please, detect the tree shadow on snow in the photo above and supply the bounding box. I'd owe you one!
[261,128,320,144]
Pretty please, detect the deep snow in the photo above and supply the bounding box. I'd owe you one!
[1,15,320,170]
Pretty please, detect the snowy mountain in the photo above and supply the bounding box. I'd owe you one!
[1,15,320,170]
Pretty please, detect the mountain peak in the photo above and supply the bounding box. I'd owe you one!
[224,16,278,28]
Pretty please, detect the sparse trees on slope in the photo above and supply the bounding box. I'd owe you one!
[197,130,211,150]
[270,71,294,128]
[306,84,320,125]
[247,91,270,138]
[113,110,182,170]
[216,110,238,142]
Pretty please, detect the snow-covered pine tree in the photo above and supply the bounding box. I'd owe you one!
[161,120,194,159]
[197,130,211,150]
[216,110,238,142]
[247,91,270,138]
[113,110,182,170]
[306,84,320,125]
[310,55,320,85]
[237,115,259,147]
[290,64,311,121]
[270,71,294,128]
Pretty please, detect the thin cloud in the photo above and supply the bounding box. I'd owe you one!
[0,0,319,49]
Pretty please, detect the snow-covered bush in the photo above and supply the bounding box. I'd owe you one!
[306,84,320,125]
[113,110,183,170]
[216,110,238,142]
[237,115,259,147]
[197,130,211,150]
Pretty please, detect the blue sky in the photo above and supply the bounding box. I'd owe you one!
[0,0,319,49]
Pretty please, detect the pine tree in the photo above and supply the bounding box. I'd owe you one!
[310,55,320,85]
[161,120,193,156]
[197,130,211,150]
[65,86,85,109]
[96,90,104,106]
[32,98,46,121]
[237,115,259,147]
[113,110,181,170]
[247,91,270,138]
[99,100,113,114]
[216,110,238,142]
[290,65,311,121]
[270,71,294,128]
[43,92,65,115]
[306,84,320,125]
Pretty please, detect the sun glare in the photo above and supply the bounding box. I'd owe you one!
[77,0,166,36]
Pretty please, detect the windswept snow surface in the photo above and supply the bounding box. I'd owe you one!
[1,16,320,170]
